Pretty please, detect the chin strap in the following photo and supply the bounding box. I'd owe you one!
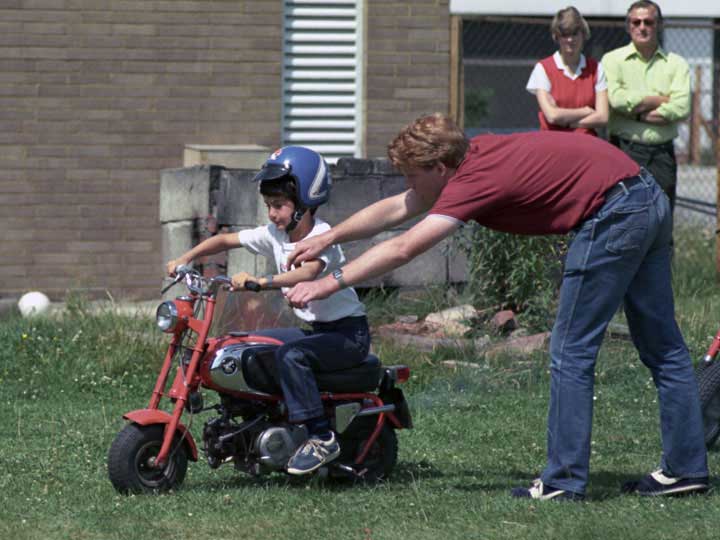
[285,207,307,233]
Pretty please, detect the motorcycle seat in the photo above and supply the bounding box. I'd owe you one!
[242,350,383,394]
[316,354,382,393]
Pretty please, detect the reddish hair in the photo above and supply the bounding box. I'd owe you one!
[388,113,469,173]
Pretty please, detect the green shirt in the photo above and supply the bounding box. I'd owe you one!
[601,43,690,144]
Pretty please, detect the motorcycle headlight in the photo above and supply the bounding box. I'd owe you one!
[156,301,179,333]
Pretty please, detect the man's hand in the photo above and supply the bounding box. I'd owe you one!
[285,277,337,308]
[287,232,332,268]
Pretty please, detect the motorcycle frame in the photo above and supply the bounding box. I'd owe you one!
[702,327,720,363]
[125,289,404,470]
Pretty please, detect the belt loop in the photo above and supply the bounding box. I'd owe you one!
[619,181,629,195]
[638,168,651,186]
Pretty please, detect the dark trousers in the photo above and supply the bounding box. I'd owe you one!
[253,316,371,422]
[610,135,677,214]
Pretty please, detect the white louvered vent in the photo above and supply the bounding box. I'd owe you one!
[282,0,365,163]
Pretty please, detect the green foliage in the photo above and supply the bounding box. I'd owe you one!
[456,223,566,330]
[464,87,493,126]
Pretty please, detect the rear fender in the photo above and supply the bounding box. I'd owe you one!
[123,409,199,461]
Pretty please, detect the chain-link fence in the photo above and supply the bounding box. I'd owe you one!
[462,16,719,281]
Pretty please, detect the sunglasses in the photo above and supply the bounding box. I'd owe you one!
[630,18,656,27]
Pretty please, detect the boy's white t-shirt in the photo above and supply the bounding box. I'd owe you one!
[237,218,366,323]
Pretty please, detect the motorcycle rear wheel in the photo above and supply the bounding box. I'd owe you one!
[696,361,720,449]
[108,423,188,494]
[338,419,398,482]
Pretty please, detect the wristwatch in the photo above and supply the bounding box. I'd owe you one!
[263,274,273,289]
[332,268,348,289]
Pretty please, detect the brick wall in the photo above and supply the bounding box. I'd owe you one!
[0,0,283,300]
[0,0,453,301]
[365,0,451,158]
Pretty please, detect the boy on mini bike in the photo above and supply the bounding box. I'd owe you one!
[167,146,370,475]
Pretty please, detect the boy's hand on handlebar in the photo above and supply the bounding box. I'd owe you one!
[166,259,188,277]
[287,233,331,268]
[231,271,261,291]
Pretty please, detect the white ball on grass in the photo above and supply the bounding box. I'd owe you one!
[18,291,51,318]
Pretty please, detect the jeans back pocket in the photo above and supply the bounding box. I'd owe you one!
[605,206,649,255]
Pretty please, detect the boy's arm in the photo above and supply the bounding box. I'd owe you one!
[232,260,325,290]
[166,232,242,276]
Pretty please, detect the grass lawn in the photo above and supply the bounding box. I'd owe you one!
[2,266,720,540]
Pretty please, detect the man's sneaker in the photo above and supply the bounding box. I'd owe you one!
[286,433,341,476]
[621,469,709,497]
[511,479,585,501]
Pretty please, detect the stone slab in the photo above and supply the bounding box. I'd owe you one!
[159,165,211,222]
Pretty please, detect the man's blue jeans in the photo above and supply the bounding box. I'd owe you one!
[541,171,708,494]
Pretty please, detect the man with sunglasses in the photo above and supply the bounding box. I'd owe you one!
[602,1,690,216]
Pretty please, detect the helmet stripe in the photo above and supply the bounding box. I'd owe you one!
[308,158,327,200]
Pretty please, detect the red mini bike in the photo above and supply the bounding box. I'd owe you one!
[108,267,412,494]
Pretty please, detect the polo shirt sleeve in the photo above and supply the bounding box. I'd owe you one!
[602,51,644,115]
[655,55,691,122]
[526,63,550,95]
[595,62,608,92]
[237,225,274,258]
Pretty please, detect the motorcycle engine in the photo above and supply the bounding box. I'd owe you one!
[254,425,308,471]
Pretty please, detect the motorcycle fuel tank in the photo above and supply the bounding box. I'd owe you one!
[209,342,279,394]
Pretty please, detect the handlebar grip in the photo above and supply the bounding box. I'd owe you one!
[244,281,262,292]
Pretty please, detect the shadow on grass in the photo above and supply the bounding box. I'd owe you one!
[186,459,446,493]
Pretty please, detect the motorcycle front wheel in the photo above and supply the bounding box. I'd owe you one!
[696,361,720,449]
[108,423,188,494]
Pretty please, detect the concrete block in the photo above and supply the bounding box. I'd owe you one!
[321,176,383,225]
[214,169,263,226]
[161,221,194,267]
[334,158,373,177]
[183,144,270,169]
[159,165,211,222]
[342,231,447,288]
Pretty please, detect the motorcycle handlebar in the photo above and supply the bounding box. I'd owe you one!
[244,281,262,293]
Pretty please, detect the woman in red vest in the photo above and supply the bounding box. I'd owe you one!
[526,7,608,136]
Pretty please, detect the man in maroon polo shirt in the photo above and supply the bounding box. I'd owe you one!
[285,113,708,500]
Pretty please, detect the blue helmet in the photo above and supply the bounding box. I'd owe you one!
[253,146,331,208]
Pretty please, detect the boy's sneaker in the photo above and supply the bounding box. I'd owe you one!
[511,479,585,501]
[621,469,709,497]
[286,433,341,475]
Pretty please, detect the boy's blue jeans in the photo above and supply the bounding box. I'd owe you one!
[254,316,371,423]
[541,170,708,495]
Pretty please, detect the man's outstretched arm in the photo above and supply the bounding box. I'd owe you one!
[285,215,461,307]
[287,189,429,268]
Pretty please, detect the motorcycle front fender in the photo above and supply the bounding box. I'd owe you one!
[123,409,199,461]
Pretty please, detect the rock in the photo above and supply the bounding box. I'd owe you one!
[374,330,473,352]
[490,309,517,333]
[425,304,477,325]
[485,331,551,358]
[441,360,486,370]
[509,327,529,339]
[424,304,477,336]
[396,314,419,324]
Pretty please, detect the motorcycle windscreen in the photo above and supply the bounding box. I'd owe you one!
[211,287,297,337]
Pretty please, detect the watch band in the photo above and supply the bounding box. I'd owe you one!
[264,274,274,288]
[332,268,348,289]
